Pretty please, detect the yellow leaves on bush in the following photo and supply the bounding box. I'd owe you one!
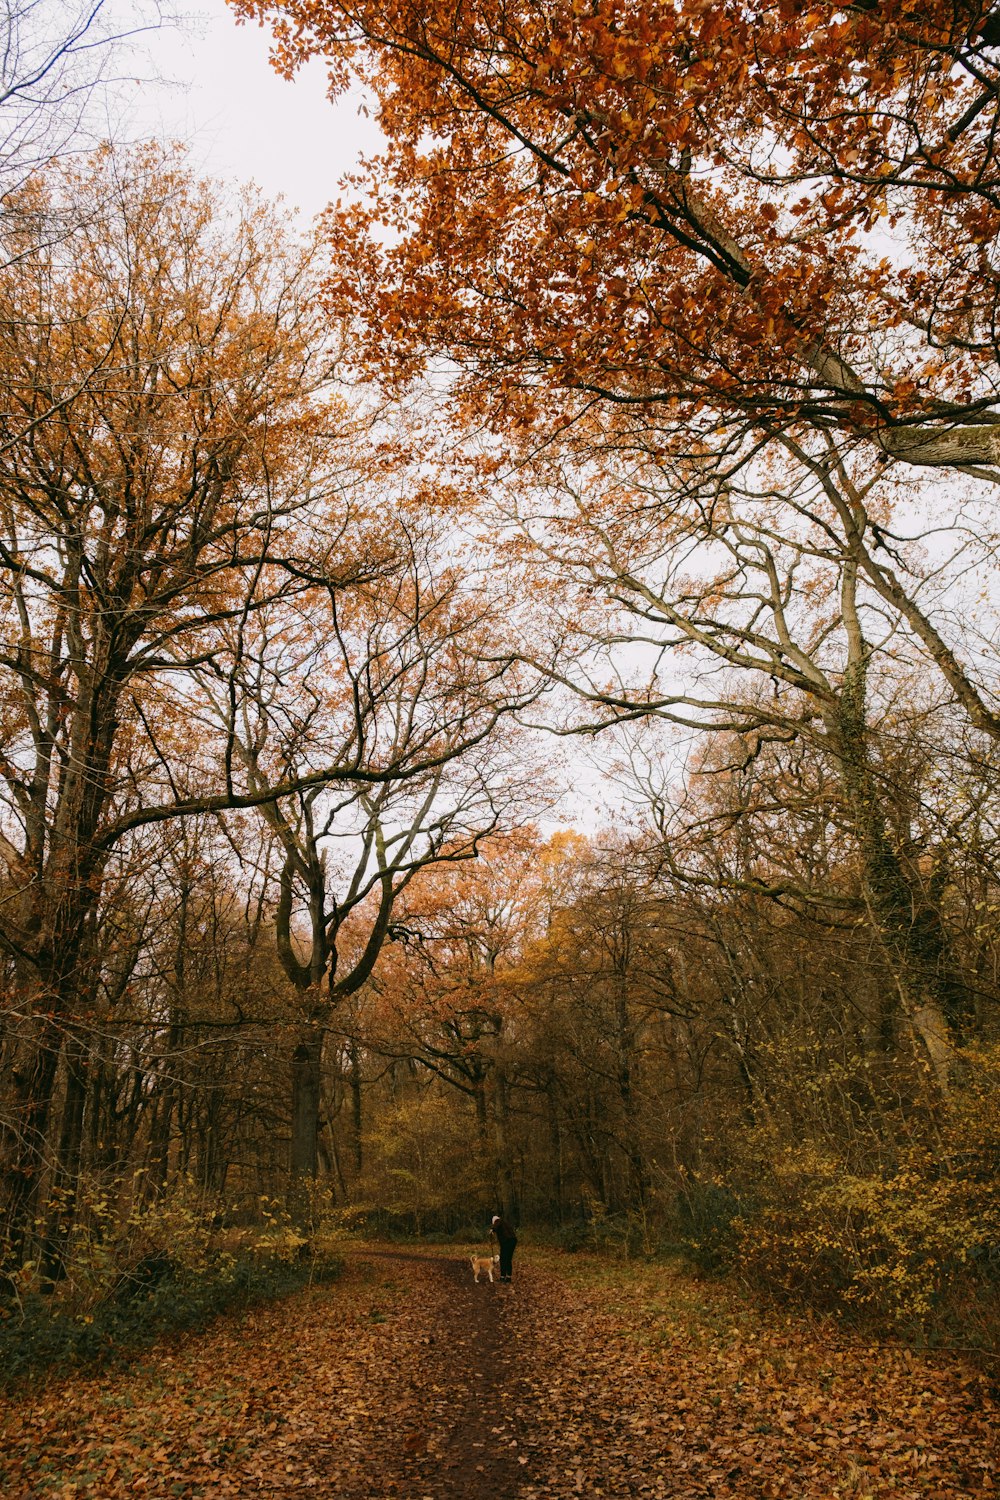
[724,1046,1000,1331]
[737,1166,987,1323]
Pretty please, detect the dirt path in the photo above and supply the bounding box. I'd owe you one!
[286,1249,529,1498]
[1,1247,997,1498]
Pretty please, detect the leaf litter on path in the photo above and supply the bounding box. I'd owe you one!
[0,1247,995,1498]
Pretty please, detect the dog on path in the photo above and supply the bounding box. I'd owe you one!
[470,1253,499,1283]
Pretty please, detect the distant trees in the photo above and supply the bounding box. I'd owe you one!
[359,828,554,1218]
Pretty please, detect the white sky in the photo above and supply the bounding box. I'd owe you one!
[126,0,381,222]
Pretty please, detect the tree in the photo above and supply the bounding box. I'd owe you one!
[239,0,1000,797]
[0,0,161,196]
[239,0,1000,477]
[0,141,354,1261]
[515,444,984,1082]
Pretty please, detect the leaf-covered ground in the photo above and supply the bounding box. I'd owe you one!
[0,1247,996,1498]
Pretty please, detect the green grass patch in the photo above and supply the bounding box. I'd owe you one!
[527,1245,756,1351]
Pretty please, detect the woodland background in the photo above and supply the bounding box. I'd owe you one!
[1,0,1000,1373]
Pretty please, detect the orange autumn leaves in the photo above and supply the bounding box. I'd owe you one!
[233,0,1000,466]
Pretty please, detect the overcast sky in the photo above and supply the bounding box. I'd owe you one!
[127,0,380,222]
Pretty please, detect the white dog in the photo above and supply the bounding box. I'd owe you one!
[470,1253,499,1283]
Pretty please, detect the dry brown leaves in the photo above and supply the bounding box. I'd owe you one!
[0,1247,995,1499]
[505,1256,998,1500]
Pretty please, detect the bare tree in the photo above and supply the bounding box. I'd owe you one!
[197,524,543,1215]
[0,0,164,196]
[511,443,984,1085]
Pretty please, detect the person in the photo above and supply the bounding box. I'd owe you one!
[489,1213,518,1283]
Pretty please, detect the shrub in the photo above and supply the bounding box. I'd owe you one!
[0,1177,344,1388]
[676,1181,745,1271]
[0,1250,343,1389]
[553,1222,590,1253]
[732,1149,994,1324]
[698,1044,1000,1348]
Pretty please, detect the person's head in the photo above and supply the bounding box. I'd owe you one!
[492,1215,500,1224]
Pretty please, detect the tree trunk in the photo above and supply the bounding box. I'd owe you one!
[2,1011,64,1268]
[490,1071,518,1222]
[547,1086,564,1225]
[834,677,967,1090]
[348,1038,363,1174]
[289,1032,323,1226]
[200,1086,226,1197]
[39,1028,90,1282]
[147,1008,183,1201]
[613,971,648,1215]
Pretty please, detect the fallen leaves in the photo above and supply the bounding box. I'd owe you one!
[503,1256,999,1498]
[0,1247,995,1498]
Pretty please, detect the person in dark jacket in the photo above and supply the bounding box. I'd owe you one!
[489,1214,518,1283]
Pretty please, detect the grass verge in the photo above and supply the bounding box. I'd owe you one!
[0,1251,344,1391]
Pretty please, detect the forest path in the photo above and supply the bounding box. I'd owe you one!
[1,1246,997,1498]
